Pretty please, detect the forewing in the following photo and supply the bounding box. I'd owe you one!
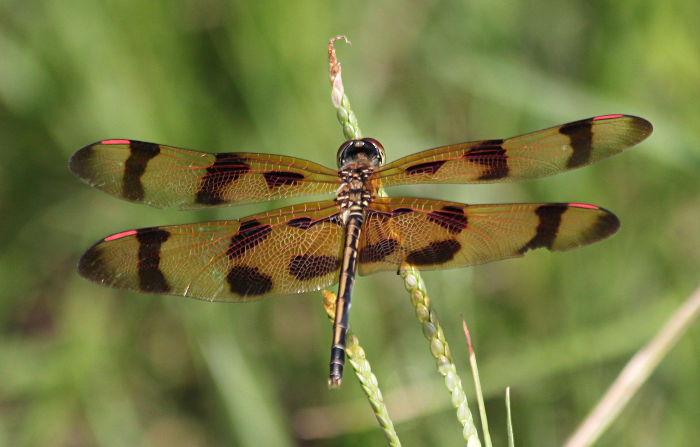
[78,201,346,301]
[358,197,620,275]
[70,140,340,209]
[377,115,652,187]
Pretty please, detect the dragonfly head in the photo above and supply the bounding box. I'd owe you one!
[337,138,385,169]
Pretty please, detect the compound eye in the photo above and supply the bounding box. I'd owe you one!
[362,138,385,165]
[336,140,356,167]
[336,138,386,168]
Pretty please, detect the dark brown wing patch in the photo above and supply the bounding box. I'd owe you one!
[263,171,305,189]
[583,210,620,243]
[288,255,340,280]
[286,213,343,230]
[358,238,400,263]
[427,205,468,234]
[123,141,160,201]
[286,217,314,229]
[463,139,508,180]
[226,266,273,296]
[389,207,413,217]
[517,205,567,253]
[560,119,593,168]
[227,220,272,259]
[404,160,447,176]
[195,154,251,205]
[405,239,461,266]
[77,244,109,286]
[135,228,171,293]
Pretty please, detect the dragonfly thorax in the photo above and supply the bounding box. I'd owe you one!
[335,138,384,224]
[335,165,376,224]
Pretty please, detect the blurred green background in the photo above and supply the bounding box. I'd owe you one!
[1,1,698,446]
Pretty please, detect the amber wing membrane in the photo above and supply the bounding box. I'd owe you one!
[70,140,340,209]
[77,201,346,301]
[377,115,652,187]
[358,197,620,275]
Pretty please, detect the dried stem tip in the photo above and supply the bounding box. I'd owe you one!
[328,36,351,108]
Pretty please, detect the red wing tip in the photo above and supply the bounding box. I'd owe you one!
[591,114,654,135]
[593,114,624,121]
[104,230,138,241]
[568,203,600,210]
[100,139,131,145]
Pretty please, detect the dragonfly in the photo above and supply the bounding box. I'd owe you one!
[71,114,652,386]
